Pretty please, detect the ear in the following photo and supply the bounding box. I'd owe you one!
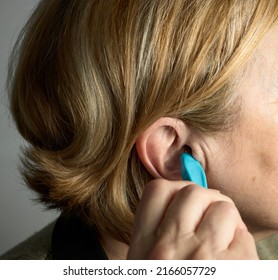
[136,117,197,180]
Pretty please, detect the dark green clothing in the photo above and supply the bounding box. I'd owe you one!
[1,217,278,260]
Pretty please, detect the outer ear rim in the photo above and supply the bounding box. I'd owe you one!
[135,117,189,180]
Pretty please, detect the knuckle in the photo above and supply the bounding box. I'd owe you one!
[144,179,168,194]
[238,228,255,242]
[179,184,204,198]
[212,200,238,216]
[219,194,234,204]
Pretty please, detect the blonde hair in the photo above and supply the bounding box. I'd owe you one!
[8,0,278,243]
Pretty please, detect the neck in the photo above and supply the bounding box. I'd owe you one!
[251,228,278,242]
[100,234,129,260]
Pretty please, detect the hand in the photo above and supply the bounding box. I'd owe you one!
[127,179,258,259]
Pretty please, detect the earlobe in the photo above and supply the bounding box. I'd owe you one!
[135,117,191,180]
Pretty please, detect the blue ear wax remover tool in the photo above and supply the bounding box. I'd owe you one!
[180,153,208,188]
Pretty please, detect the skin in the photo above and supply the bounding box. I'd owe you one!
[127,181,258,259]
[205,25,278,238]
[102,26,278,259]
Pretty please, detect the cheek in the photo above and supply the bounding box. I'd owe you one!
[205,139,258,208]
[253,126,278,180]
[209,143,278,229]
[258,150,274,174]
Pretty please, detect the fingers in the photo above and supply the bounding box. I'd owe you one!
[145,184,238,259]
[157,185,231,238]
[225,229,258,260]
[132,179,189,237]
[195,200,246,252]
[133,180,224,235]
[128,179,189,258]
[128,179,258,260]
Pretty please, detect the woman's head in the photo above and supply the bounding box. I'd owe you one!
[8,0,278,243]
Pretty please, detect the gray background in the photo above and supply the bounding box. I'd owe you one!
[0,0,58,256]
